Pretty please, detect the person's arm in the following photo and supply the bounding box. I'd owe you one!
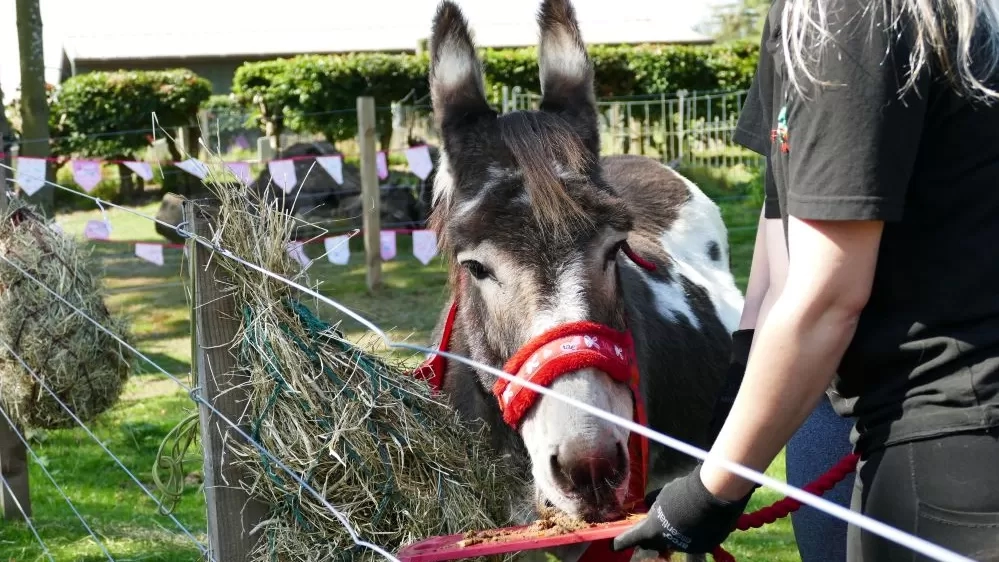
[700,217,882,499]
[737,208,771,331]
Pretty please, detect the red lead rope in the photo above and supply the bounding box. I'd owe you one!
[709,452,861,562]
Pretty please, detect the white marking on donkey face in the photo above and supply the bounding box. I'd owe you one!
[529,257,588,337]
[658,171,745,333]
[520,255,633,519]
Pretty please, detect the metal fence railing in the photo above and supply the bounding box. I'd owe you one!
[199,88,765,171]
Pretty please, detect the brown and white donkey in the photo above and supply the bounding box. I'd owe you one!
[418,0,745,559]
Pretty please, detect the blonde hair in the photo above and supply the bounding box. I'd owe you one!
[781,0,999,102]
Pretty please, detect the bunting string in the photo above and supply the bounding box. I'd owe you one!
[1,143,435,195]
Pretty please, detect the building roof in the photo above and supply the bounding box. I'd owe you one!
[60,0,713,63]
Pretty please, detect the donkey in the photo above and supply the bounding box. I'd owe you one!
[420,1,745,559]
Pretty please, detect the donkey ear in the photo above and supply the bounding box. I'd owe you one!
[536,0,597,126]
[429,1,492,130]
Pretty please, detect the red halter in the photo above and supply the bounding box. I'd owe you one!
[411,243,657,562]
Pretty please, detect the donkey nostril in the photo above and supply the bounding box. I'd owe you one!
[550,453,561,475]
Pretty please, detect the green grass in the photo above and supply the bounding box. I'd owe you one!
[1,179,801,562]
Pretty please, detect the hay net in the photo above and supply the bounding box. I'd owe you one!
[196,167,525,562]
[0,198,132,430]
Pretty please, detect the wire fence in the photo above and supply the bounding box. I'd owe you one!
[0,136,973,562]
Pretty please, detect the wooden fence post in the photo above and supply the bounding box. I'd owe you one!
[0,155,7,215]
[185,200,269,562]
[0,416,30,520]
[1,148,27,520]
[357,96,382,292]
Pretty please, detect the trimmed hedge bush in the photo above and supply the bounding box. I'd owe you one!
[232,42,760,144]
[50,69,213,160]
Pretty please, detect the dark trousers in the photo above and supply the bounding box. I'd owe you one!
[847,426,999,562]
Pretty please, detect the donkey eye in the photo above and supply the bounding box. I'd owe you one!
[462,260,492,281]
[603,241,625,268]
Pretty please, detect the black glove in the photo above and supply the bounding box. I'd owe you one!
[612,465,751,554]
[706,329,755,446]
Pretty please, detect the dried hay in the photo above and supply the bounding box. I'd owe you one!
[196,166,525,561]
[0,198,132,430]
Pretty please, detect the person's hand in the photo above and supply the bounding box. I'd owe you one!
[707,329,755,445]
[611,466,751,554]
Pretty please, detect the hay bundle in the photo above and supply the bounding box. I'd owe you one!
[201,173,525,561]
[0,199,132,430]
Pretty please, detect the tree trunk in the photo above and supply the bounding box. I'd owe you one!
[0,72,11,215]
[16,0,53,215]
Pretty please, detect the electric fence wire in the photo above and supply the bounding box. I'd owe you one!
[0,162,976,562]
[0,332,211,559]
[0,402,115,561]
[0,473,55,562]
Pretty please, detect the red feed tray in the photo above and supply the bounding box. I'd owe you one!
[396,515,645,562]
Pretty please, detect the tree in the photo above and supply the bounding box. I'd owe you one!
[16,0,52,215]
[0,73,10,215]
[698,0,769,43]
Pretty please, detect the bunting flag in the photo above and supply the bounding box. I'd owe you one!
[71,159,103,193]
[375,151,389,181]
[123,161,154,181]
[411,229,439,265]
[380,230,397,261]
[316,155,344,185]
[405,145,434,181]
[226,161,253,185]
[269,159,298,193]
[135,243,165,266]
[84,220,112,240]
[324,235,351,265]
[286,241,310,267]
[15,156,47,196]
[177,158,209,180]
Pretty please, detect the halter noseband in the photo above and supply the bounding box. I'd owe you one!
[411,242,657,561]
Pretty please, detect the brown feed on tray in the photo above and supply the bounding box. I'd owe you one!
[457,509,645,547]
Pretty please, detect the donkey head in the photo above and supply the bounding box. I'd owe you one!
[429,0,640,521]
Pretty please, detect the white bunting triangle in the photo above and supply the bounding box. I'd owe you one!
[286,241,310,268]
[15,157,47,196]
[269,159,298,193]
[375,151,389,181]
[135,243,165,266]
[226,161,252,185]
[405,145,434,180]
[316,155,344,185]
[123,161,154,181]
[324,235,351,265]
[177,158,209,180]
[380,230,397,261]
[71,159,103,193]
[411,230,438,265]
[84,219,112,240]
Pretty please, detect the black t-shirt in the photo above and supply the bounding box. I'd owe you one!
[734,0,999,452]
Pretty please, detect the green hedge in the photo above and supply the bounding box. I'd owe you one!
[232,42,760,144]
[50,69,213,159]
